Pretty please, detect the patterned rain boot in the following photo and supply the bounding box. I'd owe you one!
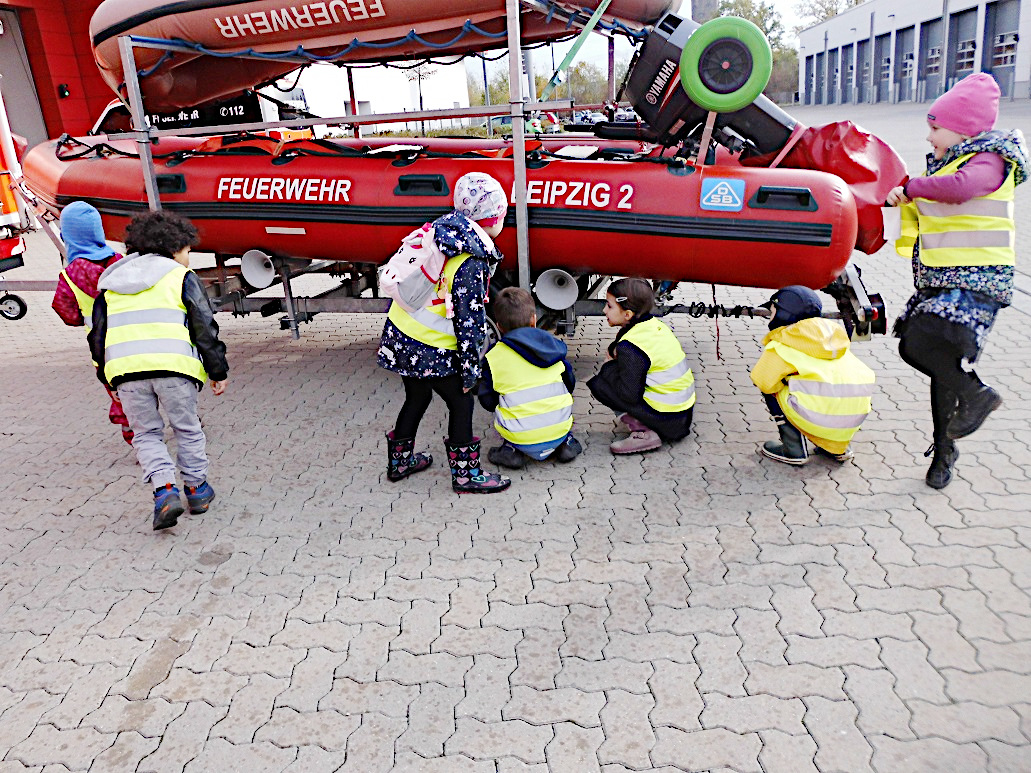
[445,437,511,494]
[761,419,810,465]
[386,431,433,482]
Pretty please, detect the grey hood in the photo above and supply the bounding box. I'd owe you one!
[98,252,181,295]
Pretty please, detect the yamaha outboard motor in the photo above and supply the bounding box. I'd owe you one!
[619,13,797,157]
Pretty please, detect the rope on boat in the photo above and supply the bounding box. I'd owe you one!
[126,1,648,84]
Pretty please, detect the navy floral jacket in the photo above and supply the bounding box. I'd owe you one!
[378,211,500,390]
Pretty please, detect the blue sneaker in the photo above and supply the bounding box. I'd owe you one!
[153,484,184,530]
[184,481,215,514]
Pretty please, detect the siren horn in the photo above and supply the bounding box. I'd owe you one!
[241,249,276,289]
[533,268,579,311]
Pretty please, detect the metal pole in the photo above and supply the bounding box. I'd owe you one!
[347,67,360,138]
[505,0,530,291]
[118,36,162,211]
[608,36,617,104]
[482,56,493,136]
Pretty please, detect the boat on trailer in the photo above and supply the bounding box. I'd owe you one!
[19,3,907,338]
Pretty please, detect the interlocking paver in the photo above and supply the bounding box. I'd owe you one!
[3,99,1030,773]
[597,690,656,767]
[869,735,988,772]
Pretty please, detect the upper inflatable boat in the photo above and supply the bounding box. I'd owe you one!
[90,0,676,109]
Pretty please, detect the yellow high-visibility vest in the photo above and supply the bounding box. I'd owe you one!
[485,341,573,447]
[766,330,875,444]
[895,152,1016,267]
[620,318,696,413]
[102,263,207,384]
[60,269,95,328]
[387,254,470,350]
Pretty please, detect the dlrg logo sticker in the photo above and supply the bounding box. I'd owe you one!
[700,179,745,212]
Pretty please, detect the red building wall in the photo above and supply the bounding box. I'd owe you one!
[4,0,110,137]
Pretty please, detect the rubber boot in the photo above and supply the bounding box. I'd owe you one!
[814,445,853,463]
[445,437,511,494]
[153,484,184,531]
[924,441,959,489]
[386,431,433,482]
[761,419,810,465]
[947,386,1002,440]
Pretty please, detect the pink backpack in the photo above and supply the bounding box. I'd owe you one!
[378,223,452,316]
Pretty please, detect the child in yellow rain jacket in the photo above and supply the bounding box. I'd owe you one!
[750,286,875,465]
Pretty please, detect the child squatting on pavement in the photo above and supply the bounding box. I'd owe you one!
[477,287,582,470]
[587,278,695,455]
[885,72,1030,489]
[88,211,229,530]
[51,201,133,446]
[750,286,875,466]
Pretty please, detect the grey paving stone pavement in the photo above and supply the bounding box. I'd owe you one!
[1,99,1030,771]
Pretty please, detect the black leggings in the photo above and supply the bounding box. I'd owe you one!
[898,330,983,443]
[394,374,474,445]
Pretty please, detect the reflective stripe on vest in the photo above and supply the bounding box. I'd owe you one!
[766,330,875,443]
[620,318,696,413]
[60,269,95,328]
[102,264,207,384]
[486,342,573,446]
[895,152,1016,267]
[387,254,470,350]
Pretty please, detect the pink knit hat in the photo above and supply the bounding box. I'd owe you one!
[927,73,1000,137]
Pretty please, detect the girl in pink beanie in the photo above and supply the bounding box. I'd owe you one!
[885,73,1029,490]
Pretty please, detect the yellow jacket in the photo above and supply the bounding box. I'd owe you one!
[751,318,875,454]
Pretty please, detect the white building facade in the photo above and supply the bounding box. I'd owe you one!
[798,0,1028,106]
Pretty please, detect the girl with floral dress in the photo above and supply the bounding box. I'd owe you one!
[378,172,511,494]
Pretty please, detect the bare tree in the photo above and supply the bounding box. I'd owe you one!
[793,0,863,30]
[404,63,437,133]
[719,0,786,50]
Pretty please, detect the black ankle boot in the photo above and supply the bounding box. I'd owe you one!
[761,420,810,465]
[925,441,959,489]
[947,387,1002,440]
[386,431,432,482]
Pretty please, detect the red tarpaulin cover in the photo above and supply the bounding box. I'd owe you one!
[743,121,908,255]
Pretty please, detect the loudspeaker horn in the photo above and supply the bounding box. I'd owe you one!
[533,268,579,310]
[241,249,276,289]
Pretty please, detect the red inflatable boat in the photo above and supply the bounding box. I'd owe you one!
[24,132,858,291]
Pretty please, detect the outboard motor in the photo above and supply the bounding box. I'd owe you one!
[620,12,797,157]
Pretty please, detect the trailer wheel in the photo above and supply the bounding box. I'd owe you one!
[679,17,772,113]
[0,293,27,321]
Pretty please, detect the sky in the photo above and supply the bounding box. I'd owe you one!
[466,0,807,91]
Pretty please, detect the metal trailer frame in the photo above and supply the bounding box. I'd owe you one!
[111,0,593,338]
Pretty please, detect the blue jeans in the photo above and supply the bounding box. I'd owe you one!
[117,377,208,489]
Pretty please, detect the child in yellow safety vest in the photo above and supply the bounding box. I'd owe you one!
[477,287,581,469]
[885,72,1029,489]
[50,201,132,445]
[88,212,229,531]
[750,286,875,465]
[587,278,695,455]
